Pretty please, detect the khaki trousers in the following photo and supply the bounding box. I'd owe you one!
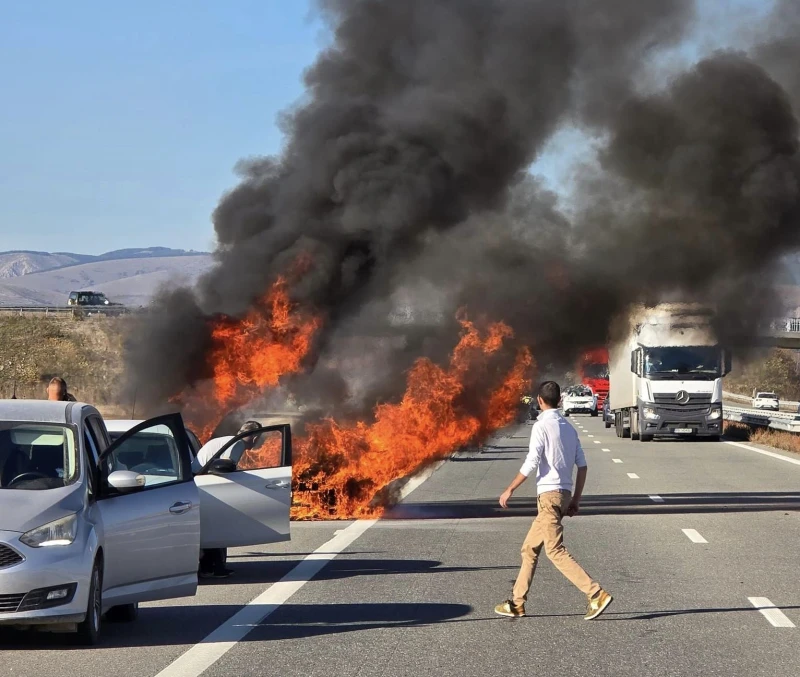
[512,490,601,606]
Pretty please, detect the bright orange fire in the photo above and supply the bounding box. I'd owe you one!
[291,317,534,519]
[177,275,321,441]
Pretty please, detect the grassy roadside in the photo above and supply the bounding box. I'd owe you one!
[723,421,800,456]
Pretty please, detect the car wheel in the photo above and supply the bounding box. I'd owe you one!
[591,410,598,417]
[640,434,653,442]
[76,560,102,646]
[564,411,570,417]
[605,419,612,429]
[106,602,139,623]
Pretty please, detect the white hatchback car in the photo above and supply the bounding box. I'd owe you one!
[752,392,779,411]
[0,401,291,644]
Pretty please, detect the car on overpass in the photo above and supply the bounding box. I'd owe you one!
[0,401,291,644]
[752,391,780,411]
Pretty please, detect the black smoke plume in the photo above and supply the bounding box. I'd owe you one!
[127,0,800,422]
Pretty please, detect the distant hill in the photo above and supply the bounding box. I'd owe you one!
[0,247,209,280]
[0,248,214,307]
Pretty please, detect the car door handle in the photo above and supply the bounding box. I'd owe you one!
[169,501,193,514]
[265,480,290,489]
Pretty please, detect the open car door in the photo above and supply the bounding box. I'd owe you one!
[194,424,291,548]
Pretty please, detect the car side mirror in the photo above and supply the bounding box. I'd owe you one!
[107,470,146,492]
[208,458,237,475]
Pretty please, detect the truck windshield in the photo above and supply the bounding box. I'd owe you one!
[0,423,78,490]
[583,363,609,379]
[644,346,721,379]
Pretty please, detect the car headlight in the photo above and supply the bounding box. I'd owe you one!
[708,407,722,420]
[20,514,78,548]
[643,407,659,420]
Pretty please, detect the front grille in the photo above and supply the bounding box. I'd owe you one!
[653,393,712,406]
[0,593,25,614]
[655,404,710,420]
[0,544,23,570]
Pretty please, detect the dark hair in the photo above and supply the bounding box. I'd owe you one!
[48,377,68,400]
[238,420,261,435]
[538,381,561,408]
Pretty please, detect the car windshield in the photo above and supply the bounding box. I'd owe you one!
[644,346,721,379]
[567,386,593,397]
[0,423,78,490]
[583,363,609,379]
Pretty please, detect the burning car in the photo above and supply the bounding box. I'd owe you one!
[561,385,599,417]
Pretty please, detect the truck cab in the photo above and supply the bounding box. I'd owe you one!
[610,304,732,442]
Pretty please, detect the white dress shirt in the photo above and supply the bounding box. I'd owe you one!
[191,436,246,474]
[520,409,587,495]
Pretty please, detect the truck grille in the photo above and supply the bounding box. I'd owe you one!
[0,544,23,570]
[653,393,712,406]
[0,593,25,614]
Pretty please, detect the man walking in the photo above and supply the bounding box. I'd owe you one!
[495,381,612,620]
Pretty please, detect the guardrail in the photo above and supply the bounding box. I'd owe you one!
[723,405,800,433]
[0,306,131,317]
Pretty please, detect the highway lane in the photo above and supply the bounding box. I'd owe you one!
[2,418,799,676]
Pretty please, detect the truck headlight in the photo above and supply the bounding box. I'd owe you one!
[20,514,78,548]
[708,406,722,420]
[643,407,659,420]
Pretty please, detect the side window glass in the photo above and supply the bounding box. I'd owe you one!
[86,417,109,452]
[107,425,184,488]
[237,430,284,471]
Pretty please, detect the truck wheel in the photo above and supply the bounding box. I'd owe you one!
[630,410,640,441]
[76,560,102,646]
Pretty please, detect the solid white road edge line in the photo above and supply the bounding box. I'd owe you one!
[155,455,441,677]
[627,473,640,479]
[725,441,800,467]
[681,528,707,544]
[748,597,796,628]
[649,495,665,503]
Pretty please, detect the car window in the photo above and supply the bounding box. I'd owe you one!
[0,423,79,490]
[106,427,185,487]
[237,430,284,470]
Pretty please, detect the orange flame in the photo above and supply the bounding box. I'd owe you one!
[177,275,321,441]
[291,317,534,519]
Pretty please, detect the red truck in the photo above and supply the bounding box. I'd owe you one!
[577,347,609,405]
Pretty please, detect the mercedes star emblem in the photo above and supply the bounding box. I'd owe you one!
[675,390,691,404]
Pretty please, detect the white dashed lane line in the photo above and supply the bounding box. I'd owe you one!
[748,598,797,628]
[593,441,601,444]
[681,528,708,543]
[612,458,623,464]
[601,448,610,452]
[627,473,640,479]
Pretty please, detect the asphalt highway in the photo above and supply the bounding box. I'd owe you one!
[2,417,799,677]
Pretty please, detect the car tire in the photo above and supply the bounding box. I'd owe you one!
[605,420,612,429]
[640,434,653,442]
[564,411,570,417]
[76,560,102,646]
[591,410,599,417]
[106,602,139,623]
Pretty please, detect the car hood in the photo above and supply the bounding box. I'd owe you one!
[0,484,85,534]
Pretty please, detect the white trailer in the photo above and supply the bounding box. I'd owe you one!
[609,303,732,441]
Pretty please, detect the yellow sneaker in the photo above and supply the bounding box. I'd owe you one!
[584,590,613,620]
[494,599,525,617]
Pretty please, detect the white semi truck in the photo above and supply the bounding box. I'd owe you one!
[608,303,732,442]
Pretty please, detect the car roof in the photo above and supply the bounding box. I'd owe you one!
[0,400,95,424]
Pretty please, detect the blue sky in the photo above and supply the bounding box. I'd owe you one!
[0,0,774,255]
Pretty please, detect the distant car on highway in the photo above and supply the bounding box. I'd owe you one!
[67,291,126,316]
[0,401,291,645]
[602,396,613,428]
[562,385,599,417]
[752,391,779,411]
